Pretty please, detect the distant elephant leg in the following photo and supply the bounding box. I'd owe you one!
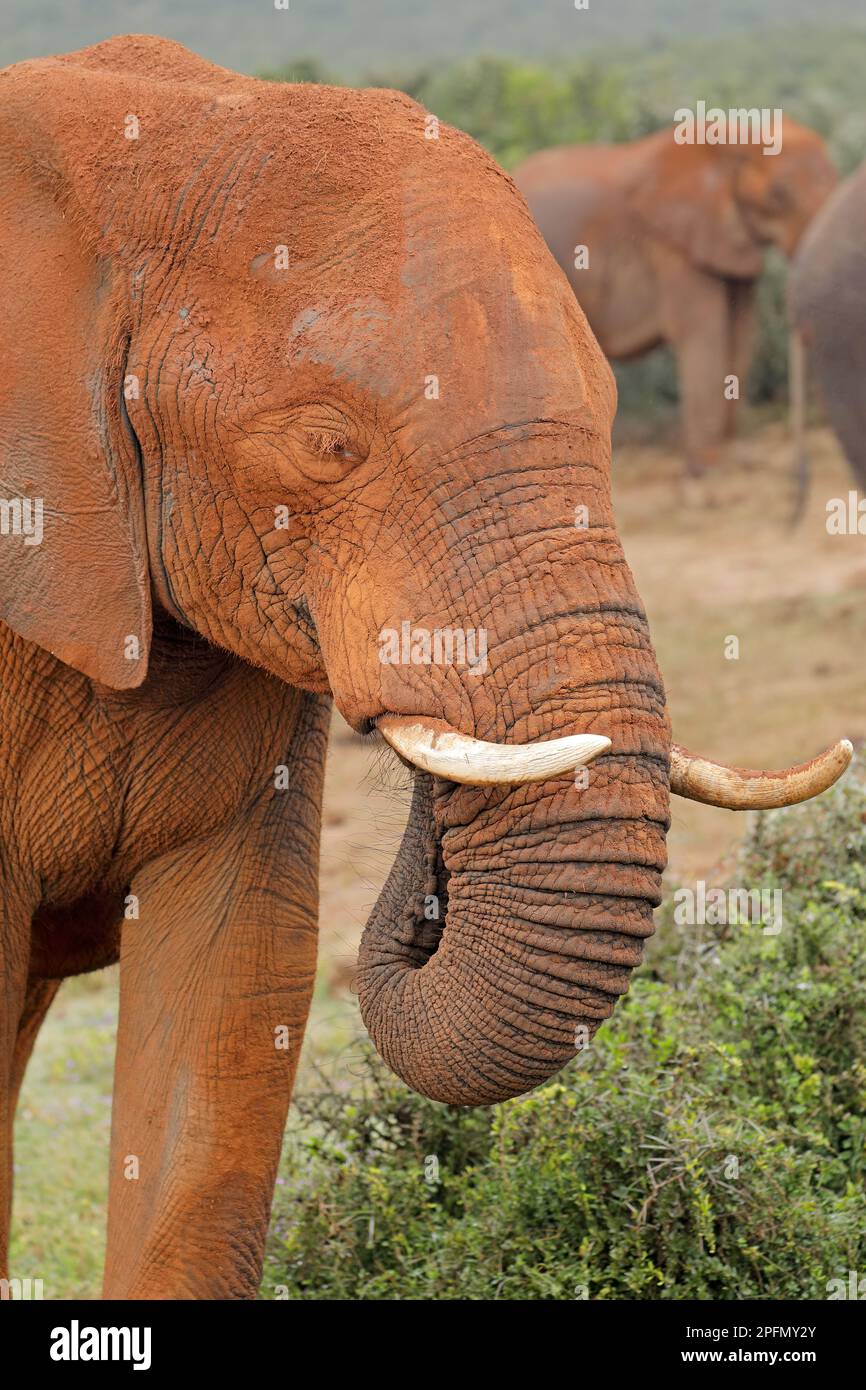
[810,338,866,493]
[655,250,730,476]
[726,279,757,440]
[673,315,731,476]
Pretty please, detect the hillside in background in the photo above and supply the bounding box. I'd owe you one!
[1,0,865,74]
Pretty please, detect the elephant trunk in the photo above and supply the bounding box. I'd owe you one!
[357,697,668,1106]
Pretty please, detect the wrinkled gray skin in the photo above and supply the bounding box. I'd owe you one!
[790,164,866,491]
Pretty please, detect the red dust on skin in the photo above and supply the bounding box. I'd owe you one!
[0,36,671,1299]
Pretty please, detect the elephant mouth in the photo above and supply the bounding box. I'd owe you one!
[292,595,319,650]
[363,718,612,973]
[367,767,451,966]
[365,714,853,978]
[408,778,447,961]
[403,772,449,962]
[361,724,448,957]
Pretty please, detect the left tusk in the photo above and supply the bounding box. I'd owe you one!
[670,739,853,810]
[377,715,610,786]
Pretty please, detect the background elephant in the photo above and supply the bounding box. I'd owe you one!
[789,161,866,494]
[514,124,837,479]
[0,37,849,1301]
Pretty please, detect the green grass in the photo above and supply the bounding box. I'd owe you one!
[9,972,117,1300]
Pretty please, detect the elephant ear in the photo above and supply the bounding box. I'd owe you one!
[0,56,152,688]
[630,135,765,280]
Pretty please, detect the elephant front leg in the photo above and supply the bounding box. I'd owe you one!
[673,322,731,481]
[103,811,319,1300]
[655,248,731,479]
[0,890,38,1282]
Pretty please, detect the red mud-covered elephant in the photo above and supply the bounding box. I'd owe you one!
[0,39,851,1298]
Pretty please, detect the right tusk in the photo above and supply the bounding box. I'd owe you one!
[670,739,853,810]
[377,714,610,786]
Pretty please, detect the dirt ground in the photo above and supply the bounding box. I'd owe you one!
[314,419,866,1025]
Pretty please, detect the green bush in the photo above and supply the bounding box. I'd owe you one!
[263,770,866,1299]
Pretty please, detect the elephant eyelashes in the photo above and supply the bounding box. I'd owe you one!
[237,412,365,482]
[307,429,359,463]
[289,425,366,482]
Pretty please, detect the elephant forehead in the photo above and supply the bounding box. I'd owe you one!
[232,202,595,421]
[132,117,606,427]
[275,282,593,427]
[397,172,601,414]
[283,296,397,396]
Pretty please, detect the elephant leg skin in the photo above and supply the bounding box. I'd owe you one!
[0,896,40,1281]
[103,798,319,1300]
[811,342,866,495]
[655,249,731,479]
[9,978,61,1125]
[674,319,730,481]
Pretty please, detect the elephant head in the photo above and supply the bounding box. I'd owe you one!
[632,118,838,279]
[0,38,850,1106]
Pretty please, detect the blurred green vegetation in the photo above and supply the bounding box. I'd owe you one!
[262,772,866,1300]
[264,28,866,175]
[263,27,866,421]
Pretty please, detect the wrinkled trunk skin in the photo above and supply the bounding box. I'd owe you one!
[358,624,670,1105]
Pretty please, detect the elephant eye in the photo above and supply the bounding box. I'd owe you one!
[767,182,791,212]
[305,428,362,466]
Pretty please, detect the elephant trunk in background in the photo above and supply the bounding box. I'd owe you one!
[788,162,866,497]
[788,326,810,523]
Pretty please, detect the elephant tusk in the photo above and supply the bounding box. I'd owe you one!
[376,715,611,786]
[670,739,854,810]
